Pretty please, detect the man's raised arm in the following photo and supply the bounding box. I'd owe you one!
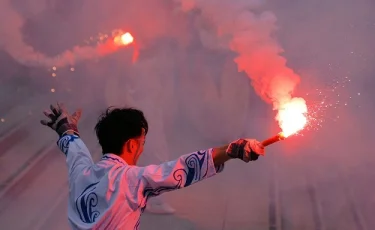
[40,103,93,180]
[58,134,94,179]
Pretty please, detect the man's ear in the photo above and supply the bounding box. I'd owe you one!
[123,140,132,153]
[127,139,137,153]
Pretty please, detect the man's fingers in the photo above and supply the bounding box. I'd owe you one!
[40,119,53,127]
[248,140,265,156]
[57,102,68,114]
[250,152,259,161]
[72,109,82,121]
[254,144,265,156]
[50,104,60,116]
[40,120,48,126]
[43,110,55,120]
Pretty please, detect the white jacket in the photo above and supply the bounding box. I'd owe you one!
[57,134,224,230]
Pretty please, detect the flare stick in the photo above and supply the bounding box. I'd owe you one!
[262,132,286,147]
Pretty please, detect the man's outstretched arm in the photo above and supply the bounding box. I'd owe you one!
[126,139,264,199]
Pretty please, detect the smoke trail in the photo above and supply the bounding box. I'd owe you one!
[174,0,306,127]
[0,0,49,66]
[0,0,124,68]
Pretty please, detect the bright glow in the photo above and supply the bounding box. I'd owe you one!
[276,97,308,137]
[114,32,134,46]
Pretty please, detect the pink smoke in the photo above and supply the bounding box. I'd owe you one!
[175,0,307,131]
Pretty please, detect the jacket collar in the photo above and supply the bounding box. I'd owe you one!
[102,153,127,165]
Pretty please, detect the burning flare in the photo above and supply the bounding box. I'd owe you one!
[276,97,308,137]
[98,31,138,61]
[114,32,134,46]
[261,97,308,147]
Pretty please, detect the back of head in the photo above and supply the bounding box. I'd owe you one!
[95,107,148,155]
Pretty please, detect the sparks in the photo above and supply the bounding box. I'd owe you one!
[302,74,355,132]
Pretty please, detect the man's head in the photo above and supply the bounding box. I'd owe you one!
[95,107,148,165]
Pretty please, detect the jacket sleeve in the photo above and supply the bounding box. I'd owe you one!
[57,134,94,180]
[125,149,225,199]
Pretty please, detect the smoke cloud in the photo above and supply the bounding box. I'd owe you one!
[2,0,304,118]
[0,0,374,229]
[0,0,124,67]
[184,1,300,103]
[174,0,307,134]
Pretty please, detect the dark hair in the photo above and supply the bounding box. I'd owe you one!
[95,107,148,155]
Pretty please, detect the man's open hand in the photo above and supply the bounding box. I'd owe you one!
[226,139,265,162]
[40,102,82,137]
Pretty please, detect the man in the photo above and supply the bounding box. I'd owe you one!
[101,47,178,214]
[40,103,265,229]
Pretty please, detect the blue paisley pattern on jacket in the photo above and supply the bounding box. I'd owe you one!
[58,134,79,155]
[75,182,100,223]
[142,150,209,199]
